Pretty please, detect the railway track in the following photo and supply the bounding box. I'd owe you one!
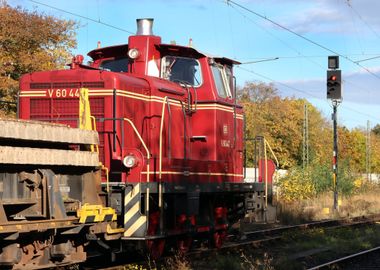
[307,246,380,269]
[206,214,380,252]
[102,214,380,270]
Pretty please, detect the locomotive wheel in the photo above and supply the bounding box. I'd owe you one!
[212,230,227,249]
[146,238,165,260]
[177,235,193,254]
[146,211,165,260]
[212,207,228,249]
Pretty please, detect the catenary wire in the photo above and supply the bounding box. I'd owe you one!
[226,0,380,81]
[226,0,380,123]
[344,0,380,41]
[28,0,134,34]
[24,0,380,124]
[237,66,380,123]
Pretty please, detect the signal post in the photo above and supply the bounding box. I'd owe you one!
[327,56,342,211]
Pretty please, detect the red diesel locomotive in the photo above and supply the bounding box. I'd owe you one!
[17,19,270,258]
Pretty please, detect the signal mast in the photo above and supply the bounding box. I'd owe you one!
[327,56,342,211]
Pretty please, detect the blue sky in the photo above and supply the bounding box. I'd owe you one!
[9,0,380,129]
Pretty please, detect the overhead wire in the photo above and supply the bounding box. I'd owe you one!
[228,2,324,70]
[237,66,329,102]
[345,0,364,55]
[227,0,380,124]
[237,66,380,123]
[24,0,380,124]
[28,0,134,34]
[227,0,380,108]
[344,0,380,41]
[240,53,380,61]
[226,0,380,81]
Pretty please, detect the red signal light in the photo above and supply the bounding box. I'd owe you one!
[327,70,342,100]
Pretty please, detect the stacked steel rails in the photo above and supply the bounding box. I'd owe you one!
[0,118,120,269]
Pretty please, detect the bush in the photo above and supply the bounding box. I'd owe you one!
[276,167,315,202]
[277,160,356,202]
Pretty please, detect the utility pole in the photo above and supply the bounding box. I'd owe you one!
[332,100,339,210]
[327,56,342,211]
[366,120,371,181]
[302,103,309,171]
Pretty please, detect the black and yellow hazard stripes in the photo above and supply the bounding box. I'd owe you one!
[123,183,147,238]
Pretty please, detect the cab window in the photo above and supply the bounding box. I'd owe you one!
[225,66,234,97]
[100,57,129,72]
[211,64,232,98]
[161,56,202,86]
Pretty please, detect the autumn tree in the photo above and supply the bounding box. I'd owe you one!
[238,81,278,103]
[0,2,77,114]
[338,127,366,172]
[239,81,330,169]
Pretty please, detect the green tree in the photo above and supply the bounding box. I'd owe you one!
[372,124,380,136]
[0,2,77,114]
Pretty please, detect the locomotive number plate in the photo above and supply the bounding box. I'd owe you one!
[47,89,80,98]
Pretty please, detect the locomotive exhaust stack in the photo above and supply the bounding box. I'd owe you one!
[136,18,154,36]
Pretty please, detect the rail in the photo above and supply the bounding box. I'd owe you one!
[307,246,380,270]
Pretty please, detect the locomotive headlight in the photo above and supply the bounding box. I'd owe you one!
[128,48,140,59]
[123,155,137,168]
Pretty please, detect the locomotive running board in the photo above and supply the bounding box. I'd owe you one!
[122,183,147,238]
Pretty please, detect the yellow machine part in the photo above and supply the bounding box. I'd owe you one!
[77,88,118,228]
[79,88,92,131]
[77,203,117,224]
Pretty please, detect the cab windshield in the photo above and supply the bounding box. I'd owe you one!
[100,57,129,72]
[211,64,232,98]
[161,56,202,86]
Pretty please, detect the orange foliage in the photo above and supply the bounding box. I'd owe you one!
[0,2,77,113]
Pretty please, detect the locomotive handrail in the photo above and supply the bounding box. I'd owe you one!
[102,165,110,194]
[263,138,279,210]
[159,96,169,178]
[158,96,168,234]
[190,85,198,113]
[122,118,151,161]
[89,115,110,193]
[174,80,197,114]
[165,97,187,161]
[264,141,268,209]
[233,76,237,148]
[186,84,197,113]
[90,116,100,153]
[122,117,151,220]
[159,96,188,180]
[158,96,187,233]
[264,139,279,168]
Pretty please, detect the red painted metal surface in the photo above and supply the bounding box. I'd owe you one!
[258,159,276,184]
[18,27,245,186]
